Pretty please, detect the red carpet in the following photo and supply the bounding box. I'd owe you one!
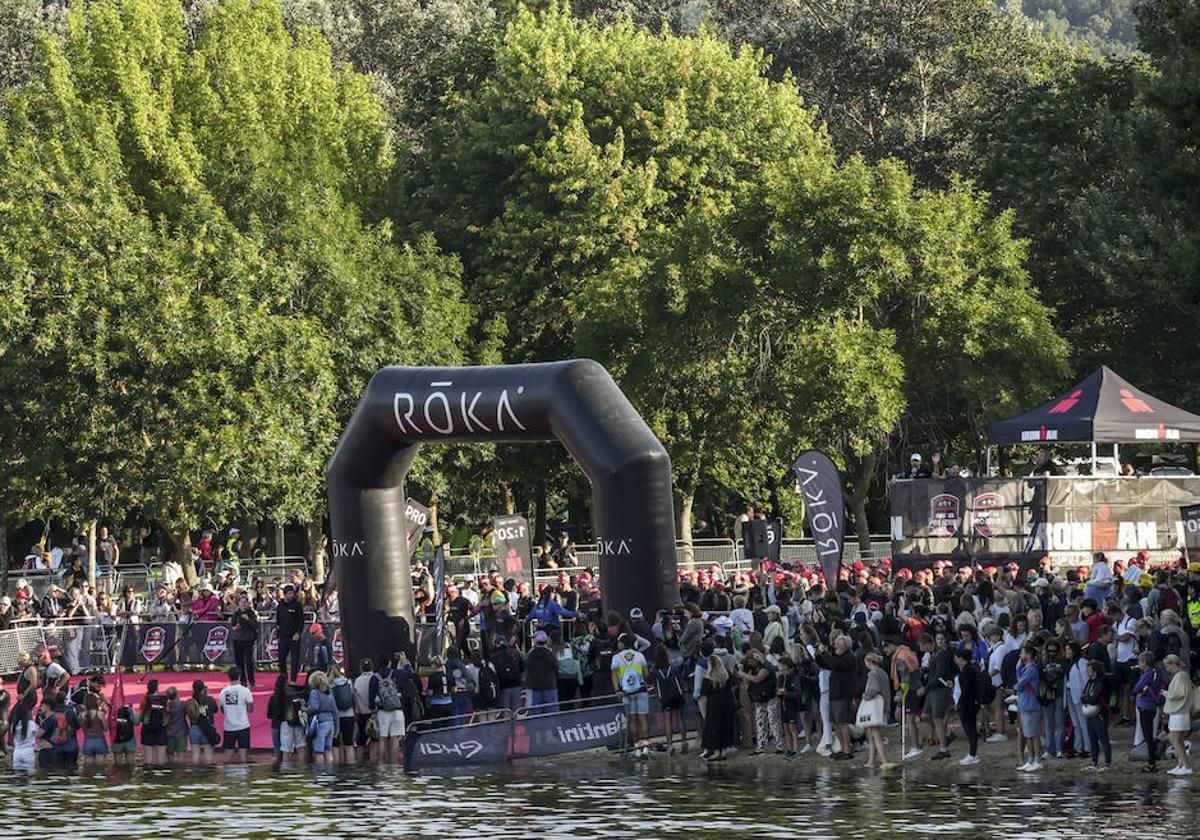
[117,670,279,749]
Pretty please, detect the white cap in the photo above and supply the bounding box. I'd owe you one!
[910,453,922,462]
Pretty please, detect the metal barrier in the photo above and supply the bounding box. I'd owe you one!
[0,619,120,676]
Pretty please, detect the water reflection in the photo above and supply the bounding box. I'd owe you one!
[0,758,1194,836]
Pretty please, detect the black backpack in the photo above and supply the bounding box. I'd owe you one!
[1001,648,1021,688]
[476,664,500,706]
[115,707,135,743]
[492,650,520,686]
[143,693,167,729]
[747,666,778,704]
[655,666,684,706]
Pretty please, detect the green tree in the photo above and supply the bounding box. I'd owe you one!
[0,0,467,552]
[413,6,1066,547]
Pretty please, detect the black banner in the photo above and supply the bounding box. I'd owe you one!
[433,546,447,653]
[405,498,431,555]
[793,450,845,584]
[892,477,1200,563]
[119,620,344,669]
[511,704,625,757]
[492,514,533,586]
[765,518,782,565]
[1181,504,1200,552]
[405,718,511,769]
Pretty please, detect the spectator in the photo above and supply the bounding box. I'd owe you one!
[524,631,559,714]
[218,666,254,762]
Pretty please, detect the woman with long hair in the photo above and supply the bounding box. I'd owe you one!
[699,654,736,761]
[651,644,686,754]
[307,671,337,764]
[80,693,109,765]
[266,672,289,760]
[185,681,215,765]
[8,698,37,770]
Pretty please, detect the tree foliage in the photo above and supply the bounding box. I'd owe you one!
[0,0,467,535]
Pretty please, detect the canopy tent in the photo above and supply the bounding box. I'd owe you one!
[988,366,1200,445]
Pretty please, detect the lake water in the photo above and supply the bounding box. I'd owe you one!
[5,758,1197,837]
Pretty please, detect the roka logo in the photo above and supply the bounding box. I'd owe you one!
[267,627,279,661]
[203,625,229,663]
[141,626,167,663]
[418,739,483,759]
[332,628,344,663]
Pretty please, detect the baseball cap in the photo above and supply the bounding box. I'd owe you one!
[629,607,643,620]
[533,631,549,645]
[910,453,922,462]
[309,622,323,635]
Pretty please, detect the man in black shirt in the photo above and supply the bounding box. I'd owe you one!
[276,584,304,681]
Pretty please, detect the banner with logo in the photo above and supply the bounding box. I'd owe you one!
[433,545,447,653]
[1180,504,1200,551]
[492,514,533,587]
[405,718,512,769]
[405,498,432,556]
[892,476,1200,563]
[793,450,845,585]
[118,620,343,668]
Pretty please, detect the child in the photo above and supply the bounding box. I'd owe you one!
[776,657,802,758]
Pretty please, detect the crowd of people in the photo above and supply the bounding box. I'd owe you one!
[402,548,1200,773]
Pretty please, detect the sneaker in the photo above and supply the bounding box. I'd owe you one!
[903,748,924,760]
[986,734,1008,743]
[1016,761,1032,771]
[800,744,813,755]
[1083,764,1096,772]
[700,750,712,760]
[1026,761,1043,772]
[784,751,797,759]
[751,748,764,756]
[959,755,981,766]
[816,745,833,757]
[931,750,951,761]
[1168,766,1194,775]
[1097,764,1110,772]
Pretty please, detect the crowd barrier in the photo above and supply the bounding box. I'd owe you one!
[0,620,119,675]
[404,693,698,770]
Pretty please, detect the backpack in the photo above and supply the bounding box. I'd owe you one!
[616,652,644,694]
[1001,648,1021,688]
[1037,662,1062,706]
[143,693,167,730]
[115,708,135,743]
[285,686,310,727]
[747,668,778,704]
[655,666,683,707]
[376,671,403,712]
[332,679,354,712]
[977,667,997,707]
[50,711,71,746]
[556,654,581,681]
[476,664,500,706]
[493,650,520,686]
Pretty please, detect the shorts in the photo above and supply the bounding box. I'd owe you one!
[337,716,355,746]
[1020,710,1043,739]
[377,709,406,738]
[621,692,649,716]
[141,727,166,747]
[782,698,800,724]
[83,736,109,757]
[829,698,853,725]
[1169,713,1190,733]
[111,739,137,754]
[188,724,209,747]
[355,713,375,746]
[223,728,251,750]
[923,685,949,719]
[280,723,306,754]
[167,734,188,753]
[312,718,335,754]
[1114,660,1135,690]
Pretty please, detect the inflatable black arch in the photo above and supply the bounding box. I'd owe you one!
[328,360,678,670]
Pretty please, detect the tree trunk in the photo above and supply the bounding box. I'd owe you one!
[0,515,8,595]
[846,451,878,552]
[170,528,197,585]
[86,520,97,590]
[534,482,547,547]
[678,488,695,571]
[502,482,515,515]
[429,504,441,546]
[306,522,325,583]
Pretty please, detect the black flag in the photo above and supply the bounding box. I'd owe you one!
[433,545,447,652]
[792,450,845,586]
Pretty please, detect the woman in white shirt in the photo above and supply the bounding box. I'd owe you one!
[8,701,37,770]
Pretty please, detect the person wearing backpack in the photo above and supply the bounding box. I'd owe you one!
[423,656,456,720]
[281,679,310,760]
[1131,651,1164,773]
[329,664,356,764]
[489,638,525,712]
[111,703,138,764]
[611,633,650,757]
[445,647,475,726]
[1037,640,1066,759]
[524,632,559,714]
[474,654,501,719]
[552,636,582,711]
[36,691,79,770]
[739,648,782,755]
[369,654,405,765]
[651,644,686,755]
[139,678,168,765]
